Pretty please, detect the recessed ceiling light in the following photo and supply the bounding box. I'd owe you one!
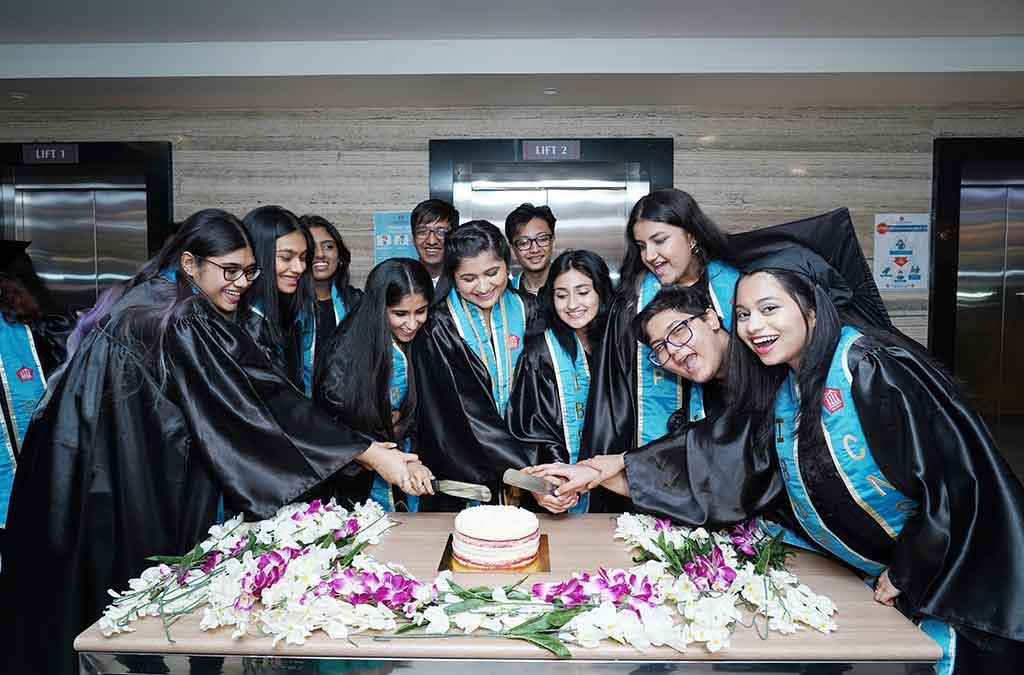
[543,88,559,96]
[8,91,29,102]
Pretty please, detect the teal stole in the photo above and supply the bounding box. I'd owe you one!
[635,260,739,445]
[773,327,955,673]
[543,329,591,514]
[0,318,47,527]
[369,343,418,512]
[510,272,522,290]
[446,286,527,417]
[301,287,349,397]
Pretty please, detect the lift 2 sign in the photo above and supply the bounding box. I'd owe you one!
[873,213,929,291]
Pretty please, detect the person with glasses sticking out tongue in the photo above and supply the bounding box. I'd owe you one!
[505,203,557,296]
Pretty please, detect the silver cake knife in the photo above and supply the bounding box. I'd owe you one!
[430,479,492,502]
[502,468,558,496]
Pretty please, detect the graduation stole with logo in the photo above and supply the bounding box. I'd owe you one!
[0,318,47,526]
[543,329,591,514]
[446,286,526,417]
[773,327,917,577]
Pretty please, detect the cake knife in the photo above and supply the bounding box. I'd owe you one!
[502,468,558,496]
[430,479,492,502]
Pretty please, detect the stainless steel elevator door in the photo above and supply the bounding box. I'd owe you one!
[15,187,148,311]
[956,182,1024,478]
[453,161,650,281]
[15,189,98,310]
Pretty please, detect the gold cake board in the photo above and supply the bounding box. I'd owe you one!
[438,533,551,573]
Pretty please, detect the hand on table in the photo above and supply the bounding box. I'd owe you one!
[874,569,901,606]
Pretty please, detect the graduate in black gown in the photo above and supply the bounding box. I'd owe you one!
[507,250,612,513]
[552,250,1024,674]
[506,203,557,296]
[299,213,364,379]
[315,258,437,511]
[0,241,72,542]
[241,205,319,394]
[582,189,739,464]
[411,220,537,510]
[0,209,421,675]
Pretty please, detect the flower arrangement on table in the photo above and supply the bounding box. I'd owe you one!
[100,502,837,657]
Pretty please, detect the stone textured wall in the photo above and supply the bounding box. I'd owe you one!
[4,103,1024,342]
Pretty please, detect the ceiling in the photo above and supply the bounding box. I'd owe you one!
[3,1,1023,42]
[2,2,1022,109]
[4,72,1024,109]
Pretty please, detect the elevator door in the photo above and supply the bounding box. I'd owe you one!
[453,161,649,281]
[956,165,1024,478]
[13,178,148,312]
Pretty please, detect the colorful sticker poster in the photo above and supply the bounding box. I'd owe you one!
[873,213,930,291]
[373,211,418,264]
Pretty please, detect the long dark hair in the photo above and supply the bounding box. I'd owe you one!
[441,220,511,301]
[536,250,612,362]
[315,258,434,442]
[67,208,254,359]
[724,269,841,449]
[616,189,732,301]
[298,213,353,296]
[242,205,317,346]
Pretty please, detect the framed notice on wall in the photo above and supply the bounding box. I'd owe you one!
[373,211,417,264]
[873,213,929,291]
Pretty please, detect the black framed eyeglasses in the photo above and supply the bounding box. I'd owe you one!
[413,225,451,241]
[512,233,554,252]
[197,256,261,282]
[646,314,703,367]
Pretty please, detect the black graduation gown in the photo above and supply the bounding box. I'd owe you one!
[411,300,537,511]
[241,306,305,390]
[625,335,1024,647]
[0,278,370,675]
[505,332,587,466]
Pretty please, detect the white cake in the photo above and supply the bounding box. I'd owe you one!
[452,505,540,569]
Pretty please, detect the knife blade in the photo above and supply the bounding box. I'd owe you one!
[430,479,492,502]
[502,468,557,496]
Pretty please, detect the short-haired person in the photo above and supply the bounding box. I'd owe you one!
[505,203,557,295]
[412,220,537,510]
[410,199,459,287]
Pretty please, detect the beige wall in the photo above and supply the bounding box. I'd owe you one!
[4,103,1024,341]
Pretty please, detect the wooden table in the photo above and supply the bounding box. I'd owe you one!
[76,513,941,674]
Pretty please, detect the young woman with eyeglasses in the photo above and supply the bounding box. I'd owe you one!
[0,209,420,675]
[411,220,538,510]
[505,203,557,295]
[507,250,612,514]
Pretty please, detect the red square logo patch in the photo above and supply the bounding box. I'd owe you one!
[823,387,844,414]
[507,334,520,350]
[15,366,34,382]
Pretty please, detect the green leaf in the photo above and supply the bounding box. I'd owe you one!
[442,598,489,615]
[394,622,422,635]
[507,606,586,636]
[543,607,587,629]
[146,554,184,564]
[503,576,530,593]
[509,633,572,659]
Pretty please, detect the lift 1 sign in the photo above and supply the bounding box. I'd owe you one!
[873,213,929,291]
